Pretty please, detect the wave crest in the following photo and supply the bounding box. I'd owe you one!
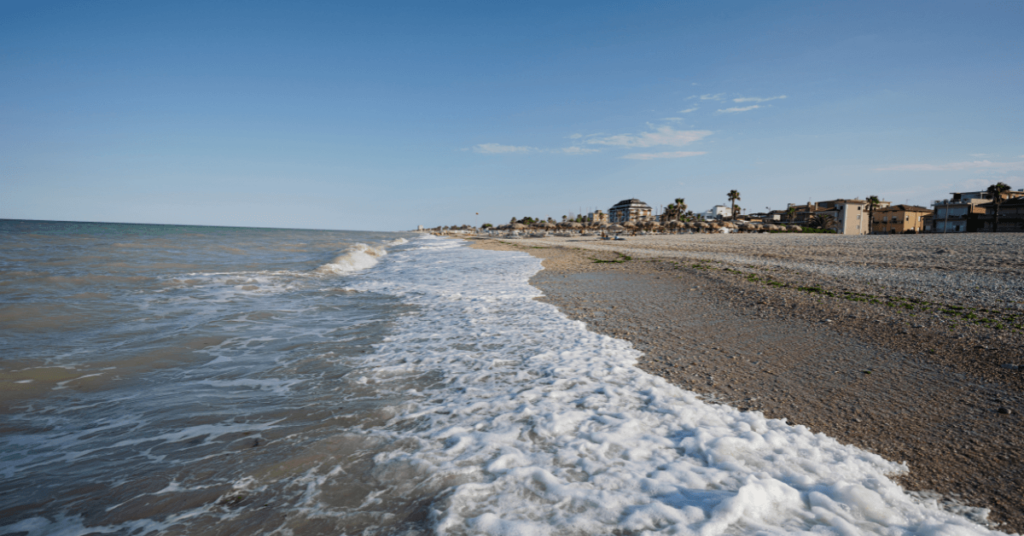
[316,244,388,275]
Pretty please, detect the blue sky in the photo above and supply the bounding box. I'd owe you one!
[2,1,1021,230]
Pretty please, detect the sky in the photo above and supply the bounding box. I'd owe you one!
[2,1,1022,231]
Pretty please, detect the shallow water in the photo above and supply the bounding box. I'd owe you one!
[0,221,1003,535]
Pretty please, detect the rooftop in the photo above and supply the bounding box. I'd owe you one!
[610,198,651,209]
[876,204,931,212]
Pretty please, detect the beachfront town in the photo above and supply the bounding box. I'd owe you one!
[422,182,1024,236]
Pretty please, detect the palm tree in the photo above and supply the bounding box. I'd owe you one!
[674,198,687,217]
[727,190,741,220]
[987,182,1011,232]
[866,196,881,234]
[809,214,837,231]
[786,206,797,224]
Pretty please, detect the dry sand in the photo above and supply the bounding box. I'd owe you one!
[467,233,1024,533]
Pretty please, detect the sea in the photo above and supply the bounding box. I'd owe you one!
[0,220,1001,535]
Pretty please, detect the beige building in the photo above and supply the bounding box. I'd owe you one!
[871,205,932,234]
[608,198,652,223]
[816,199,889,235]
[588,210,609,224]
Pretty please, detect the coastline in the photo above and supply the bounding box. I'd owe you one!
[467,235,1024,533]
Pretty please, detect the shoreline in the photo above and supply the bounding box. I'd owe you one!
[467,236,1024,533]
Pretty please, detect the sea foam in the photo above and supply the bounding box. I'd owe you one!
[338,235,1000,535]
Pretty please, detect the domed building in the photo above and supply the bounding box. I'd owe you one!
[608,198,652,223]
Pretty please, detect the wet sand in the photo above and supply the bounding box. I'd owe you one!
[468,237,1024,533]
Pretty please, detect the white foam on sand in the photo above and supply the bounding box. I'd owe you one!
[339,235,1002,535]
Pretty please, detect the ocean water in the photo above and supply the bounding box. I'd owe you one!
[0,220,1002,535]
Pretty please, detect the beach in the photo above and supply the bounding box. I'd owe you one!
[2,222,1018,535]
[470,233,1024,532]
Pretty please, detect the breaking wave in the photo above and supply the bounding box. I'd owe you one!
[315,243,390,275]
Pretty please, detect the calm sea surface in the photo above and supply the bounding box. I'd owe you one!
[0,220,999,535]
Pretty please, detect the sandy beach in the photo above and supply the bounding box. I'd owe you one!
[469,233,1024,532]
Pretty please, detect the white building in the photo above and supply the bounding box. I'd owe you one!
[699,205,732,220]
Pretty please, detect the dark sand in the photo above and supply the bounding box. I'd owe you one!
[469,239,1024,533]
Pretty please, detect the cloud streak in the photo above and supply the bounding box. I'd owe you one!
[621,151,707,160]
[585,126,712,148]
[733,95,787,103]
[558,147,599,154]
[471,143,601,155]
[874,160,1024,172]
[472,143,534,154]
[718,105,760,113]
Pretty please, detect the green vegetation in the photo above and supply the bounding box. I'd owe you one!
[591,252,632,264]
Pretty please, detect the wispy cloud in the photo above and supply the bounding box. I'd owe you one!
[718,105,760,113]
[733,95,787,103]
[558,147,599,154]
[472,143,534,154]
[679,107,698,113]
[568,133,583,140]
[622,151,707,160]
[874,160,1024,172]
[585,126,712,148]
[700,93,724,101]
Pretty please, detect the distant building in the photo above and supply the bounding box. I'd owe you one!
[700,205,732,221]
[814,199,891,235]
[767,199,890,229]
[769,204,814,225]
[871,205,932,234]
[589,210,609,224]
[608,199,652,223]
[977,197,1024,232]
[747,212,777,222]
[930,190,1024,232]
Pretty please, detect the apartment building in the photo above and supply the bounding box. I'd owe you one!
[871,205,932,234]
